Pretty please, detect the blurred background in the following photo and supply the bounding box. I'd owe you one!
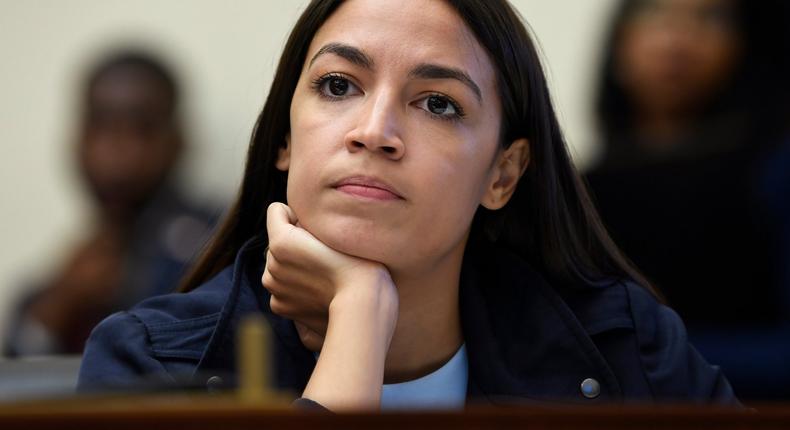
[0,0,788,402]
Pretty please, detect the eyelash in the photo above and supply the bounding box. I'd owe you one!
[422,92,466,122]
[309,73,467,122]
[310,72,355,101]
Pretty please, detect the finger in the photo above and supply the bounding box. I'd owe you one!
[301,333,323,352]
[264,250,302,295]
[265,248,298,285]
[267,205,329,265]
[295,321,325,352]
[265,251,316,302]
[266,203,306,261]
[266,202,298,239]
[269,295,288,317]
[265,249,278,273]
[261,265,277,292]
[281,203,298,225]
[302,316,329,337]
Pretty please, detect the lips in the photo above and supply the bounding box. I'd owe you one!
[333,176,405,201]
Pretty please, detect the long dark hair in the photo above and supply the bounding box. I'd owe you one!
[181,0,656,296]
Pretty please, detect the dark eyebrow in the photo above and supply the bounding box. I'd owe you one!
[409,63,482,104]
[308,43,374,70]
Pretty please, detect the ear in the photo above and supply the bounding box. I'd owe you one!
[480,138,530,210]
[275,133,291,171]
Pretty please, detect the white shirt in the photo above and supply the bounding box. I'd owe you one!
[380,343,468,410]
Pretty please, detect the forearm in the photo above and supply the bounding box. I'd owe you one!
[301,287,398,411]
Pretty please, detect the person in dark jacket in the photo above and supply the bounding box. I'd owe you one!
[4,51,216,356]
[585,0,790,400]
[79,0,738,410]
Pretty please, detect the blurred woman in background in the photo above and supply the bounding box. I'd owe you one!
[586,0,790,399]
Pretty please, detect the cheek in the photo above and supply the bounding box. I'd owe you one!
[404,134,495,245]
[286,104,344,201]
[695,37,738,81]
[284,142,330,230]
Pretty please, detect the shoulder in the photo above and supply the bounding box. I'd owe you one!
[563,280,739,403]
[128,265,235,325]
[77,265,237,391]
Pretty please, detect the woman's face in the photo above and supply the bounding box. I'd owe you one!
[616,0,741,116]
[280,0,507,274]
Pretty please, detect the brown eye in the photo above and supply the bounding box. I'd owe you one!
[417,93,463,121]
[312,74,360,99]
[328,77,349,96]
[427,95,451,115]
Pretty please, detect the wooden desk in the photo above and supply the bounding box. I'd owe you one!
[1,394,789,430]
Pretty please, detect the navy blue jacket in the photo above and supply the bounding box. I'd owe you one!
[77,237,738,405]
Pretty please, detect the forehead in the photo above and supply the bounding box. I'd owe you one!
[90,67,170,112]
[307,0,495,86]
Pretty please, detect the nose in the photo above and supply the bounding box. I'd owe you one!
[344,91,405,160]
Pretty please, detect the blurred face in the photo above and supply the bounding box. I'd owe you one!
[280,0,506,274]
[80,67,180,218]
[616,0,742,116]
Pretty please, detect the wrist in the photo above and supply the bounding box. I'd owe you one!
[305,268,398,411]
[329,265,398,330]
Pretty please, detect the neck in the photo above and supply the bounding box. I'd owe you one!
[381,240,466,384]
[633,108,694,147]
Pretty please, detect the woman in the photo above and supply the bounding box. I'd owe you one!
[78,0,738,410]
[591,0,790,167]
[586,0,790,400]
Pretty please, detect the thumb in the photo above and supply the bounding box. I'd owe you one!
[295,321,325,352]
[266,202,299,240]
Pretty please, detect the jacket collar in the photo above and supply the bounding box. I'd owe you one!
[195,236,315,391]
[195,238,623,404]
[458,244,622,404]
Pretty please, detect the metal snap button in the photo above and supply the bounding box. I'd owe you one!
[580,378,601,399]
[206,375,224,393]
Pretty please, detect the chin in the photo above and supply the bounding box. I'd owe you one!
[303,213,398,265]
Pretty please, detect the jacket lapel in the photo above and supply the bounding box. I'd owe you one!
[460,246,623,405]
[194,237,315,392]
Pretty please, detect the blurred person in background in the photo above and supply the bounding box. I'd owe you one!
[586,0,790,400]
[3,50,217,356]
